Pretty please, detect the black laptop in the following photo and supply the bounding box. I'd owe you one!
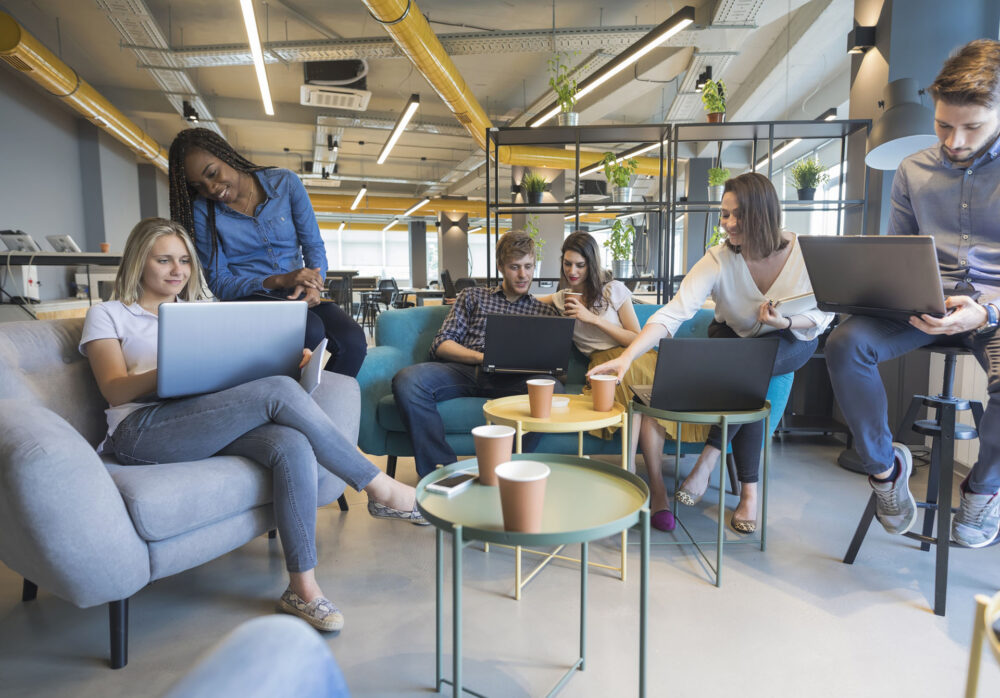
[481,315,575,374]
[631,338,778,412]
[798,235,948,320]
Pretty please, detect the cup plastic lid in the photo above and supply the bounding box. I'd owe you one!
[591,374,617,381]
[472,424,516,437]
[552,396,570,408]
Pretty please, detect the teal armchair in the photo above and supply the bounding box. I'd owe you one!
[355,304,794,478]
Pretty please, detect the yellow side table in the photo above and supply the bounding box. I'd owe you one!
[482,393,629,599]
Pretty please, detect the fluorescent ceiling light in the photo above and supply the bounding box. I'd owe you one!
[580,140,666,176]
[403,197,431,216]
[819,108,838,121]
[756,138,801,169]
[564,213,578,220]
[239,0,274,116]
[350,185,367,210]
[468,226,483,233]
[337,222,345,232]
[377,94,420,164]
[383,218,399,232]
[530,6,695,127]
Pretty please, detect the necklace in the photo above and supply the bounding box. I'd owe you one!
[237,173,256,217]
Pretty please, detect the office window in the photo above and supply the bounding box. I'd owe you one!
[319,226,412,283]
[469,233,488,277]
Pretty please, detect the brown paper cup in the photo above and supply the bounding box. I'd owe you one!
[99,242,110,253]
[526,378,556,418]
[472,425,515,486]
[590,374,617,412]
[496,460,550,533]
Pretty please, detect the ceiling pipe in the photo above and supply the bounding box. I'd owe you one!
[0,11,168,172]
[310,192,608,221]
[360,0,665,176]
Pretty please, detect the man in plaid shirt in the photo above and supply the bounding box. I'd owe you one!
[392,231,563,476]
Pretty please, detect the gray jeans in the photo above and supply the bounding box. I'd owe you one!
[107,375,380,573]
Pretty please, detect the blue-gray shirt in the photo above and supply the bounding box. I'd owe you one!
[888,138,1000,304]
[192,168,327,300]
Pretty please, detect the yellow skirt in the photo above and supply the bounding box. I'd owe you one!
[585,346,712,443]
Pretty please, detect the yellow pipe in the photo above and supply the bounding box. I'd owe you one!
[309,193,607,223]
[0,11,168,172]
[361,0,664,176]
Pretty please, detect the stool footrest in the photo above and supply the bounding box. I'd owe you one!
[921,395,972,410]
[912,419,978,439]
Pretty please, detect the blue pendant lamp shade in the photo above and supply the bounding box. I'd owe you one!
[865,78,939,170]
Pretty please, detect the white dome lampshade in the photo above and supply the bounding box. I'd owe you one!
[865,78,939,170]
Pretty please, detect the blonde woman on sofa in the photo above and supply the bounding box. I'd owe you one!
[589,173,832,534]
[79,218,424,633]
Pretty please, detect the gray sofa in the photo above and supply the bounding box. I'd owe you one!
[0,318,355,668]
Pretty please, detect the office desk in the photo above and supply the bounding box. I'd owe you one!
[399,288,445,306]
[0,252,122,313]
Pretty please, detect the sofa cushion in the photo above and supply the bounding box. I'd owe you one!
[105,456,275,542]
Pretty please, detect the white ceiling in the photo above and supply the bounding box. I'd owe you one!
[1,0,855,218]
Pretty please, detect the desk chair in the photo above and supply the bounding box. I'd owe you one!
[454,277,477,293]
[965,590,1000,698]
[844,346,985,616]
[324,276,350,308]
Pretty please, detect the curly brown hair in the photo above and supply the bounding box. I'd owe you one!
[928,39,1000,108]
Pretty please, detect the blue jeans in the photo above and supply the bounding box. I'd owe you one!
[107,375,380,573]
[825,315,1000,493]
[703,323,818,483]
[392,361,565,477]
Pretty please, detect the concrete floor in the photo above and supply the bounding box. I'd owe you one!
[1,436,998,697]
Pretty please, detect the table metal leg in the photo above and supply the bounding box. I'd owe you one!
[640,508,649,698]
[761,413,770,552]
[515,546,522,600]
[436,528,444,692]
[716,419,727,588]
[453,525,463,698]
[580,542,588,670]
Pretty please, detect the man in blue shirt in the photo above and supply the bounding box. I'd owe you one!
[827,40,1000,547]
[392,232,561,477]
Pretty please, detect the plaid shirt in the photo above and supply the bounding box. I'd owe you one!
[430,285,558,358]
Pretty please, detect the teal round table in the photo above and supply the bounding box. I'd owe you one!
[417,454,651,698]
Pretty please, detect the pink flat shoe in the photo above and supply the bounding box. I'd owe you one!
[651,509,676,532]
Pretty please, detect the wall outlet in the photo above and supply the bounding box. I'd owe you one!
[16,265,39,301]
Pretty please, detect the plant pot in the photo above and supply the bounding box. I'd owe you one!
[706,112,725,123]
[612,259,633,280]
[612,186,633,203]
[526,191,545,205]
[796,187,816,201]
[557,111,579,126]
[708,185,725,201]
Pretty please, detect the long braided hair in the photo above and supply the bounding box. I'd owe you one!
[167,128,271,272]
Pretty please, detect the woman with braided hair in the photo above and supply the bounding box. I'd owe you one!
[168,128,366,377]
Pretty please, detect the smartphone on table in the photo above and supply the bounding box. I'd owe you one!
[425,470,478,497]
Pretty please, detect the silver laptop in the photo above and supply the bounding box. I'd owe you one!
[631,338,778,412]
[798,235,947,320]
[0,231,41,252]
[46,234,81,253]
[157,301,307,398]
[481,314,575,374]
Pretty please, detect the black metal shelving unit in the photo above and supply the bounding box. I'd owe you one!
[485,123,671,303]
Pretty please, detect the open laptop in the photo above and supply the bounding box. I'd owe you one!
[631,338,778,412]
[798,235,947,320]
[481,314,575,374]
[157,301,307,398]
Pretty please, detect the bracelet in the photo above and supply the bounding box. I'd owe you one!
[786,316,793,330]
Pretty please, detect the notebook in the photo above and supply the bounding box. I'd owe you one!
[481,314,575,374]
[630,337,778,412]
[157,301,312,398]
[798,235,948,320]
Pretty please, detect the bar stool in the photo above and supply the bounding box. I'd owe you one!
[843,346,984,616]
[359,291,381,334]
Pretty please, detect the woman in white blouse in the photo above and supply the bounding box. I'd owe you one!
[589,173,832,534]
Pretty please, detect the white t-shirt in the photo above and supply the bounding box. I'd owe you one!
[648,235,833,340]
[79,300,163,446]
[553,280,632,355]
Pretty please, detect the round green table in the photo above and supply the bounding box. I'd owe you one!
[417,454,651,697]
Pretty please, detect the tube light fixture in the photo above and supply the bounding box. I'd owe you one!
[403,197,431,216]
[756,139,801,170]
[468,226,483,233]
[350,185,367,210]
[239,0,274,116]
[580,140,665,176]
[818,108,838,121]
[383,218,400,232]
[377,94,420,164]
[529,6,695,127]
[337,222,345,232]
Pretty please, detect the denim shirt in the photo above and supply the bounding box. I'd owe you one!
[192,168,328,300]
[888,138,1000,304]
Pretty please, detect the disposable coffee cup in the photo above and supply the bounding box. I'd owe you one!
[496,460,550,533]
[472,424,515,486]
[526,378,556,418]
[99,242,110,253]
[590,374,617,412]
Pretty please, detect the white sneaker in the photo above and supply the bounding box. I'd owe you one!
[868,443,917,535]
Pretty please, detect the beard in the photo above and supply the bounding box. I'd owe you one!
[943,123,1000,165]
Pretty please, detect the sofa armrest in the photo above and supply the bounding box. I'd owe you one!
[354,345,410,456]
[0,400,150,608]
[311,372,361,443]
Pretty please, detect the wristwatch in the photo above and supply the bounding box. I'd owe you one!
[975,302,999,336]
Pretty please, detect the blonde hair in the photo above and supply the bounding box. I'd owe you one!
[112,218,207,305]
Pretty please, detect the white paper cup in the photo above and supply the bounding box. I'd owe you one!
[590,374,617,412]
[526,378,556,418]
[472,425,515,486]
[495,460,550,533]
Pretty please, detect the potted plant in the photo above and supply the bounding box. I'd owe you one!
[789,158,829,200]
[603,218,635,279]
[521,171,548,205]
[701,79,726,123]
[524,214,546,262]
[707,167,730,201]
[549,53,579,126]
[601,152,639,203]
[707,224,726,248]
